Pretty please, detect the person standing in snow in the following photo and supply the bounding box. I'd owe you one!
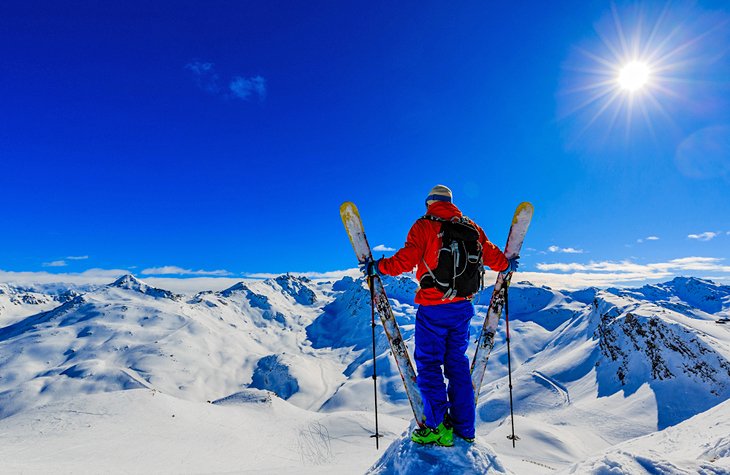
[360,185,518,446]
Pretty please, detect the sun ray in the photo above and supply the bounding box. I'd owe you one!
[643,89,673,127]
[561,79,620,95]
[611,4,632,59]
[638,98,657,142]
[582,89,624,131]
[559,1,728,144]
[558,85,619,119]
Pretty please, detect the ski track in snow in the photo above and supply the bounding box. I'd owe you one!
[532,371,570,404]
[0,275,729,473]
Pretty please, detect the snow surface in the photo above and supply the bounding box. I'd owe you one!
[0,283,66,326]
[0,274,729,474]
[368,423,508,474]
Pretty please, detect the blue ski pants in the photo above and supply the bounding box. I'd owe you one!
[414,300,475,438]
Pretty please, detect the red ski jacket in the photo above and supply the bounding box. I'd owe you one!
[377,201,509,306]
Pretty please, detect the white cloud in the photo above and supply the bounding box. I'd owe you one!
[0,268,129,287]
[185,60,220,93]
[373,244,396,252]
[548,245,584,254]
[688,231,718,241]
[143,277,245,294]
[140,266,232,276]
[66,255,89,260]
[42,260,67,267]
[186,60,266,102]
[229,76,266,101]
[4,253,730,297]
[636,236,659,244]
[0,268,242,295]
[531,256,730,289]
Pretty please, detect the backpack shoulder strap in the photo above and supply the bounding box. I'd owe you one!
[420,214,447,222]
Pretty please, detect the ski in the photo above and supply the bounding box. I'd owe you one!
[340,201,427,428]
[470,202,534,405]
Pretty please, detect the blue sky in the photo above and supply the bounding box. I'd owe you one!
[1,1,729,289]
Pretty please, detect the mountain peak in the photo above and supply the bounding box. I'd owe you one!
[668,276,716,287]
[108,274,179,300]
[268,274,317,305]
[110,274,144,289]
[219,282,250,297]
[274,273,311,283]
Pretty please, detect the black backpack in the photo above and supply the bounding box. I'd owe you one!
[419,215,484,299]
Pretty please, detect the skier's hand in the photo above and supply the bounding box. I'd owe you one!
[500,256,520,276]
[359,257,382,278]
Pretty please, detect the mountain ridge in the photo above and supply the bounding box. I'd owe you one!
[0,273,728,473]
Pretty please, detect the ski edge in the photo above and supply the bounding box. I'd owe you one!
[470,201,534,404]
[340,202,427,428]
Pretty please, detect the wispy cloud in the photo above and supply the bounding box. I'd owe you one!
[548,245,584,254]
[0,268,129,287]
[140,266,232,276]
[42,255,89,267]
[186,60,266,102]
[42,260,67,267]
[537,257,730,273]
[373,244,396,252]
[529,256,730,289]
[688,231,718,241]
[2,256,730,296]
[229,75,266,101]
[0,269,240,294]
[637,236,659,243]
[185,60,220,93]
[143,277,243,294]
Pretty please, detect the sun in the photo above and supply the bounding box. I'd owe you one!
[618,61,651,92]
[557,2,721,143]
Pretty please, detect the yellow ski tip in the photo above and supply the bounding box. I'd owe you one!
[340,201,361,223]
[512,202,534,224]
[340,201,357,213]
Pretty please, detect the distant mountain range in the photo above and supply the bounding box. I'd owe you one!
[0,274,728,473]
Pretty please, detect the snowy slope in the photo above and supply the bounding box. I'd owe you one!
[0,274,349,420]
[0,274,729,474]
[0,283,66,326]
[474,279,730,472]
[0,388,408,474]
[562,397,730,474]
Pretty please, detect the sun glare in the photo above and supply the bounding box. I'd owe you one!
[559,2,727,143]
[618,61,650,92]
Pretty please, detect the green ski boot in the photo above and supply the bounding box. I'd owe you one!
[411,422,454,447]
[443,413,474,443]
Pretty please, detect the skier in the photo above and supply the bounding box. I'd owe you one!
[360,185,518,446]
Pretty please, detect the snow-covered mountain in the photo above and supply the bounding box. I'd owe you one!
[0,283,71,327]
[0,274,728,474]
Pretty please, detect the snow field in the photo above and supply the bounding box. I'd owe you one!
[0,274,729,473]
[0,388,409,474]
